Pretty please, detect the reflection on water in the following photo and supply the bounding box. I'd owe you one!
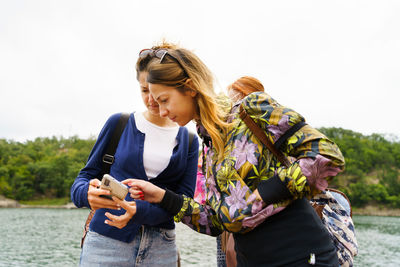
[0,209,399,266]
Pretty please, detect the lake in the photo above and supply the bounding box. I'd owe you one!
[0,208,399,266]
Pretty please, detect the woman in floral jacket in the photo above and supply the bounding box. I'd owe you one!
[110,45,345,266]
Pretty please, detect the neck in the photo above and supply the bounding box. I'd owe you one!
[142,111,177,127]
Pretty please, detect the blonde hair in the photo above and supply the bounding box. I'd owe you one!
[146,46,230,155]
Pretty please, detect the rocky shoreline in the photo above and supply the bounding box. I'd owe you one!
[0,195,77,209]
[0,195,21,208]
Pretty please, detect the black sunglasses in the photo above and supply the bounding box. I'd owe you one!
[139,49,188,77]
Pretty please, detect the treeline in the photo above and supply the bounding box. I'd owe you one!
[0,128,400,208]
[0,136,95,200]
[319,127,400,208]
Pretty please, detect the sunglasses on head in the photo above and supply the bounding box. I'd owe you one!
[139,48,188,77]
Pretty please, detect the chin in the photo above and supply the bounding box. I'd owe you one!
[148,108,160,115]
[177,119,190,126]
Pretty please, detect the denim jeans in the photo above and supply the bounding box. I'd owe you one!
[80,226,177,267]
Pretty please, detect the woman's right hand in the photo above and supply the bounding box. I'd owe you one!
[122,179,165,203]
[87,178,121,210]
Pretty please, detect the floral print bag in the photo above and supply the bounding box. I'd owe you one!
[311,189,358,266]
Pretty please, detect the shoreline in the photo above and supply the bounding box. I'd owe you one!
[2,196,400,217]
[352,205,400,217]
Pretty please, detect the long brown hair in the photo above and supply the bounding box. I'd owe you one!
[135,42,180,80]
[146,46,230,155]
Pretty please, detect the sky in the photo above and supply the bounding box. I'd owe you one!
[1,0,399,142]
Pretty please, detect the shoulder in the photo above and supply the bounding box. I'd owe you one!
[107,112,131,123]
[102,112,132,131]
[177,126,199,148]
[242,92,278,109]
[242,92,305,124]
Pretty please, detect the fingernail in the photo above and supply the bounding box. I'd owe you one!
[128,183,133,186]
[104,220,108,224]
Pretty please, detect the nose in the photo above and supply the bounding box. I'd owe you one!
[159,106,168,117]
[148,94,156,105]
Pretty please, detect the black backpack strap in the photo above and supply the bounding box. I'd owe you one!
[188,130,195,148]
[101,113,130,175]
[274,121,307,150]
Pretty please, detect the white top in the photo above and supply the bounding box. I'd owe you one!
[134,112,179,179]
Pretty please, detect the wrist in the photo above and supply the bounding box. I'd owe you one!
[158,189,166,203]
[159,189,184,215]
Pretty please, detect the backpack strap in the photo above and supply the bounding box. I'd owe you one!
[274,121,307,150]
[239,105,291,168]
[101,113,130,175]
[188,130,195,148]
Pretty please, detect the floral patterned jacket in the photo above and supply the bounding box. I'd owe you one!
[175,92,345,235]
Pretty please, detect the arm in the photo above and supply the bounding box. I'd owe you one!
[126,181,224,236]
[70,113,121,210]
[211,133,344,233]
[170,133,199,197]
[106,130,199,227]
[257,124,345,205]
[238,92,345,205]
[174,195,224,236]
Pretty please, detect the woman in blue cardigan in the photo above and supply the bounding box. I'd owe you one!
[70,43,198,266]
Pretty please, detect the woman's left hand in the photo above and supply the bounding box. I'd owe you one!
[104,197,137,229]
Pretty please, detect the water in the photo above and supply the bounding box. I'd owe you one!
[0,209,399,267]
[353,215,400,266]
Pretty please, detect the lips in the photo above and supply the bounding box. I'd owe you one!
[169,116,177,122]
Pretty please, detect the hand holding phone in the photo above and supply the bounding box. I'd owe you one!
[100,174,128,200]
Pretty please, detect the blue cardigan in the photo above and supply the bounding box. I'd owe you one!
[71,113,199,243]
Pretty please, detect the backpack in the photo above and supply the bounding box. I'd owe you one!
[239,104,359,267]
[80,113,195,247]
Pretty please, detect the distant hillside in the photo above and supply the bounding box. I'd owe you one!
[319,127,400,208]
[0,128,399,208]
[0,136,95,200]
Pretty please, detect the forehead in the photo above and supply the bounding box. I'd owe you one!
[148,83,177,97]
[138,72,148,85]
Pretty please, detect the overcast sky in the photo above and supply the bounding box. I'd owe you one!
[1,0,399,142]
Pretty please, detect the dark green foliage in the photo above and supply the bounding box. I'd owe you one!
[0,136,95,200]
[1,128,400,208]
[319,127,400,208]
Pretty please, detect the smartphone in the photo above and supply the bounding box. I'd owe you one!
[99,174,128,200]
